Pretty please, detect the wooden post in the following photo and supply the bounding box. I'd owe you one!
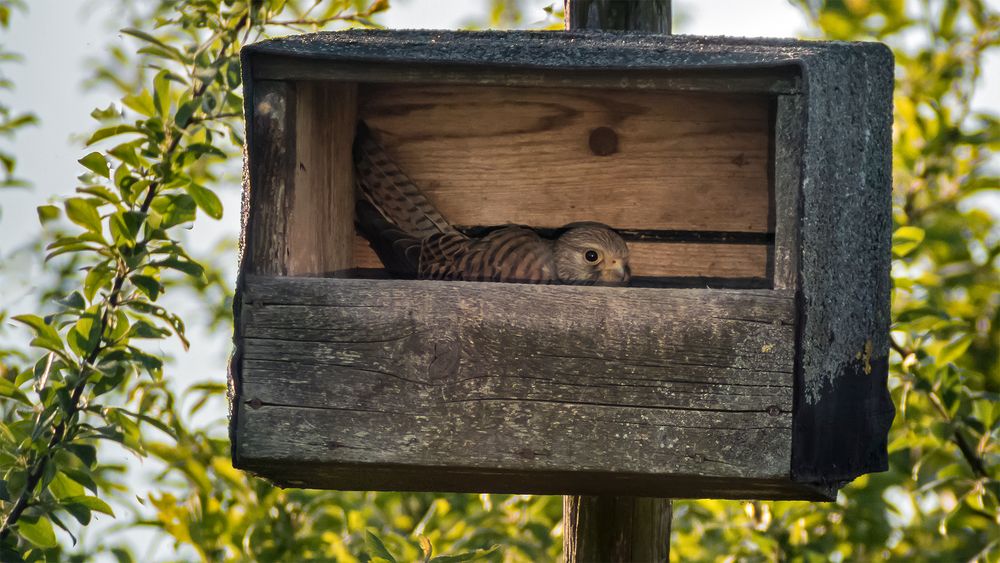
[565,0,671,33]
[562,2,673,561]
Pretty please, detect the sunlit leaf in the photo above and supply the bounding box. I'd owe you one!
[64,197,104,234]
[17,517,57,548]
[184,182,223,220]
[79,152,110,179]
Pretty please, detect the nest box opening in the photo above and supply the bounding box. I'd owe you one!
[286,80,779,287]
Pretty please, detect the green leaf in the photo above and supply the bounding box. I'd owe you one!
[0,378,31,406]
[84,265,113,303]
[67,310,102,359]
[184,182,223,220]
[57,291,86,311]
[892,225,925,257]
[77,185,121,205]
[18,516,57,548]
[91,103,120,121]
[86,124,141,146]
[175,99,199,128]
[128,319,170,340]
[151,193,196,228]
[79,152,110,179]
[45,243,102,262]
[110,210,144,244]
[62,468,99,495]
[153,69,171,118]
[109,141,144,168]
[64,197,104,234]
[131,274,162,300]
[225,60,241,89]
[122,89,156,117]
[185,143,227,159]
[13,314,64,353]
[121,28,187,63]
[49,471,85,500]
[65,444,97,468]
[936,335,973,367]
[128,346,164,379]
[65,494,114,516]
[155,256,204,279]
[63,500,92,526]
[366,530,397,563]
[37,204,60,224]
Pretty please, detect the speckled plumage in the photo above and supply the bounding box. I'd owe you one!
[353,122,630,285]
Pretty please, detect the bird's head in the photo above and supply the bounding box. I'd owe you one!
[553,223,631,285]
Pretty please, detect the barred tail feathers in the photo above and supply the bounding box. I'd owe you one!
[353,121,456,239]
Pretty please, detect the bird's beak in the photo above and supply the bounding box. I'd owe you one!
[601,259,630,284]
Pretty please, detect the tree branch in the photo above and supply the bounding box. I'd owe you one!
[0,14,248,540]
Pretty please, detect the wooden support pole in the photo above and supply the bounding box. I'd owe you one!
[562,2,673,562]
[565,0,672,33]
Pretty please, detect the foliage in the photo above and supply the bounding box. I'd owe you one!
[0,1,561,561]
[0,0,37,190]
[462,1,563,30]
[0,0,996,561]
[672,1,999,561]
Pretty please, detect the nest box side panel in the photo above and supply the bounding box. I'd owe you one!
[792,43,895,485]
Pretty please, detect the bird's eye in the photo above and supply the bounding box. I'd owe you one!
[584,250,599,263]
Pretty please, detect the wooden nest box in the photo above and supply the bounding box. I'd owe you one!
[231,30,895,500]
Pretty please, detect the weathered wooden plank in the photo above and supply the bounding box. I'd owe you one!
[287,82,356,276]
[252,55,801,94]
[246,81,295,276]
[241,459,831,501]
[234,275,797,496]
[360,84,772,234]
[353,235,770,279]
[772,94,803,290]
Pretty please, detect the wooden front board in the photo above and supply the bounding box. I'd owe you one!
[235,276,825,500]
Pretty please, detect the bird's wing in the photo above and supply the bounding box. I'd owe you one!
[355,199,422,277]
[353,121,457,239]
[420,227,556,284]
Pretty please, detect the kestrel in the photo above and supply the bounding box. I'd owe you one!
[353,122,630,285]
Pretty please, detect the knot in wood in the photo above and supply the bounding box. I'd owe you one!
[427,340,460,380]
[589,126,619,156]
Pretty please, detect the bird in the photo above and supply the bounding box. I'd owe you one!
[353,121,631,286]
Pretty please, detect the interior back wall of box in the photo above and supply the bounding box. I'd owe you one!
[290,79,776,287]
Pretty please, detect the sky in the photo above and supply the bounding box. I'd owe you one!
[0,0,997,557]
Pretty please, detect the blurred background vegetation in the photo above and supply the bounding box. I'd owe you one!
[0,0,997,561]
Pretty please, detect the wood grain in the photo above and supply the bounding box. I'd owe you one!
[358,84,772,234]
[564,496,671,563]
[566,0,672,33]
[246,81,295,276]
[234,275,803,498]
[352,235,769,279]
[773,94,803,291]
[287,82,357,276]
[252,55,801,95]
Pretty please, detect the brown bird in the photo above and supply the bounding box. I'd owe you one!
[353,122,630,285]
